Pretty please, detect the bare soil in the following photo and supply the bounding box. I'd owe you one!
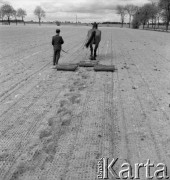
[0,24,170,180]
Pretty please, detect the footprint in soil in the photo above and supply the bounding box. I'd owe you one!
[61,118,71,126]
[68,94,81,104]
[64,93,81,104]
[59,99,70,108]
[73,80,84,86]
[81,74,89,79]
[60,109,72,126]
[32,148,43,161]
[56,101,73,126]
[10,162,31,180]
[70,82,87,91]
[43,141,57,155]
[39,127,52,140]
[57,100,73,119]
[48,117,57,127]
[11,149,51,179]
[57,106,69,114]
[69,87,75,92]
[78,85,86,91]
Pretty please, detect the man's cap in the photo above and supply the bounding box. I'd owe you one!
[56,29,60,33]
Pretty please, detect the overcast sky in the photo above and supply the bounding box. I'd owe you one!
[0,0,151,22]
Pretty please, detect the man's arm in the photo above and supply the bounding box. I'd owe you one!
[60,37,64,44]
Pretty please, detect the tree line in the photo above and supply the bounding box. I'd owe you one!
[0,3,46,25]
[116,0,170,31]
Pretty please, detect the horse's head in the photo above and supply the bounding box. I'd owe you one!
[92,22,99,29]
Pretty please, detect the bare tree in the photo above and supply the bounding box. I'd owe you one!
[1,4,14,25]
[132,10,141,29]
[116,5,127,28]
[34,6,45,25]
[156,5,162,28]
[148,0,161,28]
[137,4,155,29]
[13,9,18,25]
[153,5,161,29]
[125,4,138,28]
[17,8,27,25]
[148,1,158,27]
[0,7,3,23]
[159,0,170,31]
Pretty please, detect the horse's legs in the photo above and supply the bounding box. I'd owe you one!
[90,44,93,57]
[94,44,99,59]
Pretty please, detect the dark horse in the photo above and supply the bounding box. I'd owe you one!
[85,22,101,60]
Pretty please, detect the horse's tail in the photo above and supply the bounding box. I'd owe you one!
[85,31,96,48]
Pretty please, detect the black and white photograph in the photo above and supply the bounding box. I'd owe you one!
[0,0,170,179]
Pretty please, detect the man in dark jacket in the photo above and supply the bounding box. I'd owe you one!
[52,29,64,66]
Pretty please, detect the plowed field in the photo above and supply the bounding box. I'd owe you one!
[0,24,170,180]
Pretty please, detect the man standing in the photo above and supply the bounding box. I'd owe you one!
[85,22,101,60]
[52,29,64,66]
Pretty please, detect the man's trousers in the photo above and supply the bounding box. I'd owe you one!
[53,49,61,65]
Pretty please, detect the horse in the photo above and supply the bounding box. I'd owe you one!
[85,22,101,60]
